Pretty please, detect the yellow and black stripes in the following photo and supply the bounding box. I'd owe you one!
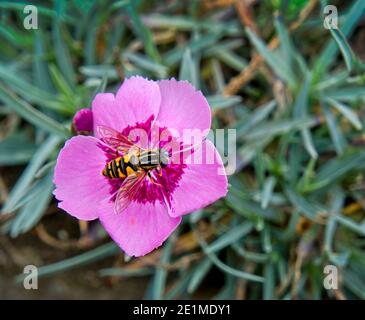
[102,156,138,179]
[102,149,168,179]
[139,150,160,170]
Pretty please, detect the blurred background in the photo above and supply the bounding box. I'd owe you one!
[1,0,365,299]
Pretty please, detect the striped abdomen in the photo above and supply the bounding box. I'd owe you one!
[102,156,138,179]
[138,150,162,170]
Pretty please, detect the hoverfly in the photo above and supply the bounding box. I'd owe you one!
[98,125,172,215]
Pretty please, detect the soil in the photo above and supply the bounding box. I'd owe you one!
[0,227,148,299]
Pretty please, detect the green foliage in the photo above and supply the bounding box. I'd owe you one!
[1,0,365,300]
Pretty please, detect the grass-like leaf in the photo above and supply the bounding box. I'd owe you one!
[246,27,296,86]
[15,242,119,282]
[0,82,69,138]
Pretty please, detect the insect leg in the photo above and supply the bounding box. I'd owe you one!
[155,166,163,177]
[147,171,162,187]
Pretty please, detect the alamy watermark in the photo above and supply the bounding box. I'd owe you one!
[22,4,339,31]
[103,127,237,176]
[23,5,38,30]
[23,265,38,290]
[21,263,340,292]
[323,5,338,30]
[323,265,338,290]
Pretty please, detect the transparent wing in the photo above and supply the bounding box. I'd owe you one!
[97,125,134,153]
[113,171,147,214]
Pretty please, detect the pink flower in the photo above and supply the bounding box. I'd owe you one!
[53,77,228,257]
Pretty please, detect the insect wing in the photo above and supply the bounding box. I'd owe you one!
[114,171,146,214]
[97,125,134,152]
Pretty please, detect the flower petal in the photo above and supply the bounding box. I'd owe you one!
[92,76,161,137]
[99,200,181,257]
[169,140,228,217]
[157,79,211,140]
[53,135,110,220]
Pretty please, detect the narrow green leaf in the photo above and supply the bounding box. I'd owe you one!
[274,16,294,66]
[215,50,247,72]
[322,104,346,155]
[293,74,317,158]
[207,95,242,111]
[244,118,316,141]
[165,33,220,67]
[0,133,36,166]
[124,52,168,78]
[211,59,225,93]
[325,87,365,102]
[263,263,275,299]
[246,27,296,86]
[164,273,193,300]
[206,221,253,254]
[1,135,60,214]
[326,97,363,130]
[285,187,318,220]
[226,191,283,222]
[125,2,161,63]
[302,129,318,159]
[237,100,276,137]
[204,39,243,58]
[187,259,213,294]
[324,187,344,254]
[261,177,276,209]
[52,12,76,85]
[84,10,98,66]
[0,23,33,48]
[325,22,356,72]
[0,82,69,138]
[315,0,365,75]
[0,65,66,112]
[35,160,56,179]
[15,243,119,282]
[200,239,264,283]
[152,235,175,300]
[7,171,54,237]
[33,31,53,92]
[343,270,365,299]
[310,152,365,191]
[111,0,129,10]
[49,64,75,98]
[142,14,241,35]
[179,49,198,87]
[99,267,153,277]
[335,215,365,236]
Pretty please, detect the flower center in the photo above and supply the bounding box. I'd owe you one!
[98,115,186,206]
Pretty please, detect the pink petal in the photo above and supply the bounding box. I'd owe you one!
[99,200,181,257]
[73,108,93,133]
[170,140,228,217]
[157,79,211,140]
[92,76,161,137]
[53,136,110,221]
